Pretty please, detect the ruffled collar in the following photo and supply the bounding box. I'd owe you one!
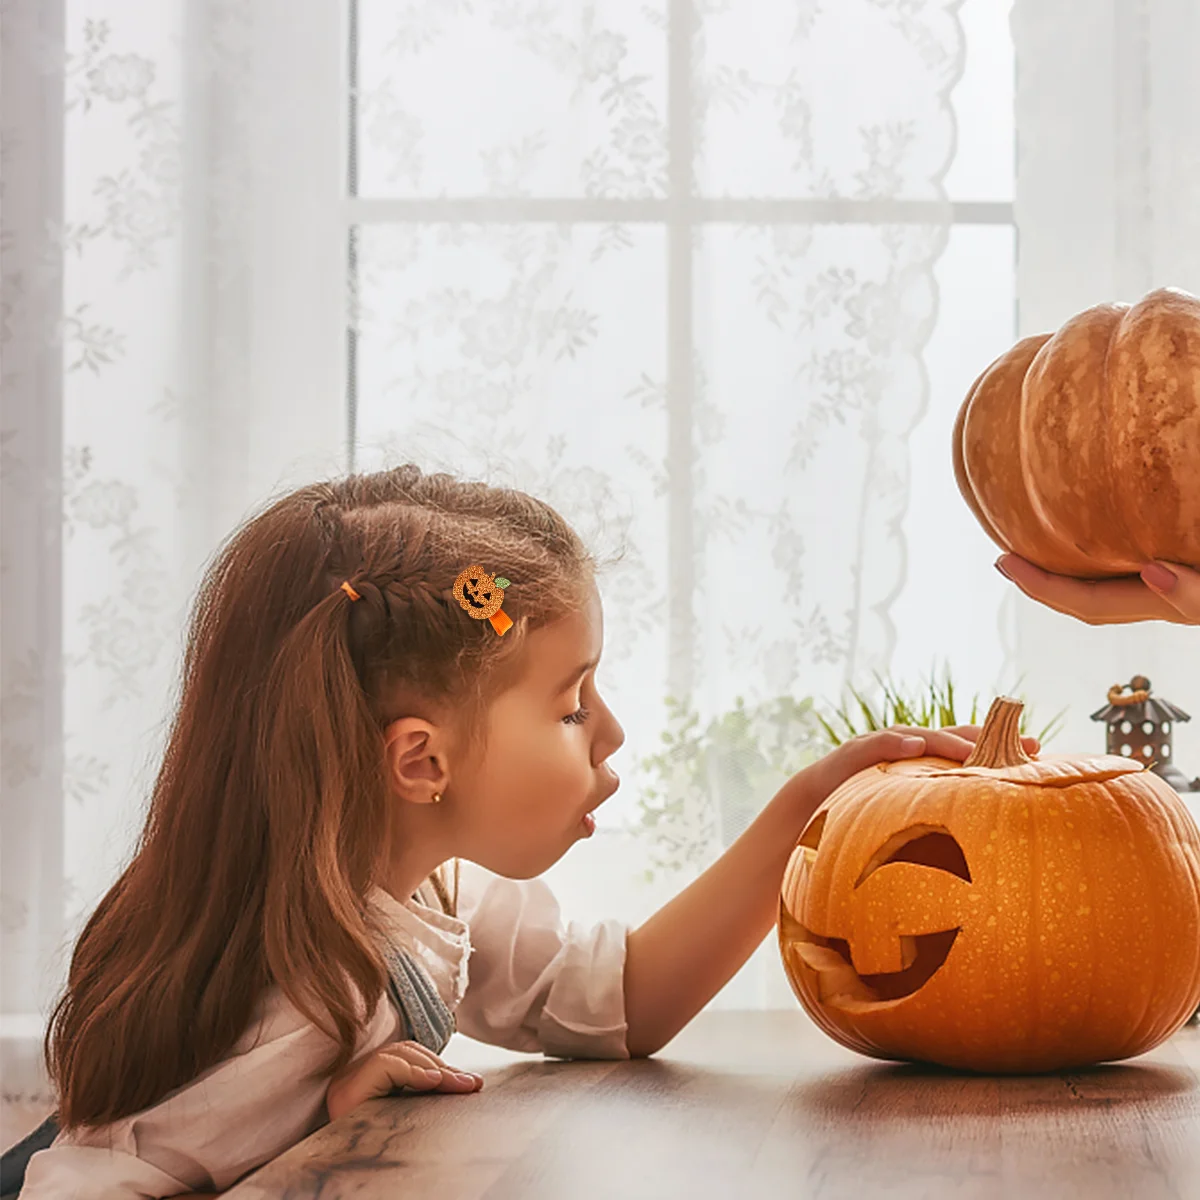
[365,883,472,1010]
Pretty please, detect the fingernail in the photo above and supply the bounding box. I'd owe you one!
[994,556,1014,582]
[1142,562,1177,592]
[900,736,925,753]
[422,1068,441,1079]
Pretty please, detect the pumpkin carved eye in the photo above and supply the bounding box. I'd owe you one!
[855,825,971,887]
[797,813,971,885]
[798,810,827,852]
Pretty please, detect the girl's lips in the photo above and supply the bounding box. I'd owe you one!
[579,773,617,837]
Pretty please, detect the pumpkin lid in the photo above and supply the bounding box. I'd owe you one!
[884,753,1147,789]
[893,695,1152,788]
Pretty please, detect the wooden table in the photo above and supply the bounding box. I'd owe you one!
[226,1011,1200,1199]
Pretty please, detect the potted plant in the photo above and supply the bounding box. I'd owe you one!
[817,669,1065,748]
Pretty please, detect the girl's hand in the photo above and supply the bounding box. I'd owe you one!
[324,1040,483,1122]
[787,722,1042,823]
[996,552,1200,625]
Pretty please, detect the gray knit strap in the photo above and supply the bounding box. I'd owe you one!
[382,942,456,1054]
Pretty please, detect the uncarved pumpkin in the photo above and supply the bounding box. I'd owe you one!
[953,287,1200,576]
[778,697,1200,1073]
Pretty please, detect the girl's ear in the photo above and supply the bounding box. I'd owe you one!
[382,718,451,804]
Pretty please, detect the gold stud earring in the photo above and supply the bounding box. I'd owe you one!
[432,791,442,804]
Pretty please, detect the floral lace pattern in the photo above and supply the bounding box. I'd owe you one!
[352,1,971,880]
[2,0,1021,1029]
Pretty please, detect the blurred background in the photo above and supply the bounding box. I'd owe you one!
[5,0,1200,1094]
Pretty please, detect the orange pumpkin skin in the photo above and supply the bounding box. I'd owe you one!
[779,706,1200,1073]
[953,287,1200,577]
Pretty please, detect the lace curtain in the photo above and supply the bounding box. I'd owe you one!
[3,0,1035,1084]
[2,0,350,1064]
[349,0,1011,1006]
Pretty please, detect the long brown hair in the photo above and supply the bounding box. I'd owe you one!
[46,465,594,1129]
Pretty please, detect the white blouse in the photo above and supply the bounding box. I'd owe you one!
[19,865,629,1198]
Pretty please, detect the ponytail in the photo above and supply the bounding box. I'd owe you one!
[255,590,390,1056]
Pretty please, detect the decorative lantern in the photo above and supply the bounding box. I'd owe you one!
[1089,675,1197,792]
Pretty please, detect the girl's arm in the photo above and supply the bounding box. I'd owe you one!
[621,724,1039,1057]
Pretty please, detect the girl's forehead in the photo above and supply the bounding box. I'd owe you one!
[519,594,603,688]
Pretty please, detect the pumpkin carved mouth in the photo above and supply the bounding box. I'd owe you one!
[782,912,960,1009]
[782,821,970,1012]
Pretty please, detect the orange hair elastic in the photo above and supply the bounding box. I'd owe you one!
[340,580,362,602]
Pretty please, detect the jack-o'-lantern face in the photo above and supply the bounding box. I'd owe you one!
[454,565,504,620]
[781,808,972,1010]
[777,696,1200,1074]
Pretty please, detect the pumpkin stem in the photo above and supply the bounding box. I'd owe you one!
[961,696,1032,769]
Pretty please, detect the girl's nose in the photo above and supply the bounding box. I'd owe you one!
[594,704,625,764]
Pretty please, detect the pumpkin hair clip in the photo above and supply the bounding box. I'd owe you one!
[452,565,513,636]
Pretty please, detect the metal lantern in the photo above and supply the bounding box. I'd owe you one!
[1089,675,1197,793]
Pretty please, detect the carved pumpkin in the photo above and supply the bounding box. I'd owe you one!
[779,697,1200,1073]
[953,287,1200,576]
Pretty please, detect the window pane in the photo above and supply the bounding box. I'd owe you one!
[673,222,1013,887]
[696,0,966,199]
[890,223,1016,693]
[356,2,668,198]
[353,223,667,825]
[943,0,1015,202]
[693,222,953,715]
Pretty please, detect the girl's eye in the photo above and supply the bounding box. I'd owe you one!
[563,705,591,726]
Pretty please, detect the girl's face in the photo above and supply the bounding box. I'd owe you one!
[446,579,625,878]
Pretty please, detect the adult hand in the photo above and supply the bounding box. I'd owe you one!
[995,554,1200,626]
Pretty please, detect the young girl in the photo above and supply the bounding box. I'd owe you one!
[10,465,1031,1198]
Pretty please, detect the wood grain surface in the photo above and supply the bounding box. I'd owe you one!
[226,1011,1200,1199]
